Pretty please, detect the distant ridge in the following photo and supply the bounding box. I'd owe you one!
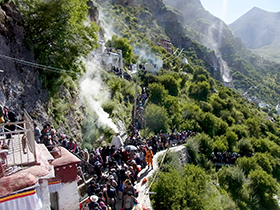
[229,7,280,62]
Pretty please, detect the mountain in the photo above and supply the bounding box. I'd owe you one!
[163,0,235,51]
[160,0,280,106]
[229,7,280,62]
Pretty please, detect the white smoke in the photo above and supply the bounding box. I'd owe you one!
[79,59,118,132]
[133,45,163,70]
[98,9,118,41]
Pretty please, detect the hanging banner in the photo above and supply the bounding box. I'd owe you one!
[0,189,42,210]
[48,180,62,193]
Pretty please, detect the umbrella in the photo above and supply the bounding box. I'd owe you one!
[125,145,137,151]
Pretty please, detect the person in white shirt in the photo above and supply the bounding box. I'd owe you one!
[111,132,123,150]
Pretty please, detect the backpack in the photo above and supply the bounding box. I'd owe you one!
[107,187,115,198]
[125,196,136,209]
[8,111,17,122]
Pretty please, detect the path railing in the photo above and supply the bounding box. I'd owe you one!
[0,110,36,168]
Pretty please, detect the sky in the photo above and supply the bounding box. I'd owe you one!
[200,0,280,24]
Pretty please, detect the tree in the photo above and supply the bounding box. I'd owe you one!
[248,169,278,209]
[218,166,245,195]
[193,133,213,157]
[158,74,180,96]
[183,164,209,210]
[106,34,134,63]
[163,95,181,117]
[189,81,211,101]
[148,83,168,104]
[245,117,261,138]
[151,169,185,210]
[225,130,238,152]
[192,66,210,82]
[200,112,228,137]
[251,153,275,175]
[236,156,260,176]
[144,103,170,133]
[236,138,254,157]
[16,0,99,73]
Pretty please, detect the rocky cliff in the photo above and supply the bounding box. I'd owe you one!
[0,2,83,138]
[0,2,48,121]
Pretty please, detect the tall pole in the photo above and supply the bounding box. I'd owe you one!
[133,64,139,120]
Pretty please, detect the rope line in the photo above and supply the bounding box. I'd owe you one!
[162,48,179,61]
[138,147,170,207]
[0,54,79,75]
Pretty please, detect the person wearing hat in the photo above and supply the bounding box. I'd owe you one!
[88,195,101,210]
[122,191,138,210]
[124,169,135,186]
[123,181,136,197]
[145,146,154,169]
[109,168,119,184]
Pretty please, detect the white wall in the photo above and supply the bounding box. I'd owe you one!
[58,181,79,210]
[38,179,51,210]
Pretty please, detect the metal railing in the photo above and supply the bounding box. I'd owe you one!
[0,110,37,167]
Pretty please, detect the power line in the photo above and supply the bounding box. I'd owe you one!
[0,54,79,75]
[162,48,179,61]
[163,48,184,65]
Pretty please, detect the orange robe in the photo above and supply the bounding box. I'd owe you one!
[145,150,154,166]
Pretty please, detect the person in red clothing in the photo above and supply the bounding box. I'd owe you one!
[68,138,77,153]
[122,148,129,162]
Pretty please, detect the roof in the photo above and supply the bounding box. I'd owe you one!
[52,147,81,167]
[36,143,54,162]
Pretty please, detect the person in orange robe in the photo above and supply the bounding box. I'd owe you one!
[145,147,154,169]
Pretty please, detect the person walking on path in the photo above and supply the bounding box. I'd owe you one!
[122,191,138,210]
[145,147,154,169]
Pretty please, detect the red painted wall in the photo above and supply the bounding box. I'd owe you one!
[54,164,77,183]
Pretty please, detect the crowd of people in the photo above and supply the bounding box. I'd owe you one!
[211,151,241,165]
[111,66,132,82]
[33,123,79,153]
[67,132,153,210]
[72,126,197,210]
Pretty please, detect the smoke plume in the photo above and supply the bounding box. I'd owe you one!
[79,59,118,132]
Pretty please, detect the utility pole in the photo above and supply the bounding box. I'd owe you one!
[133,64,139,120]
